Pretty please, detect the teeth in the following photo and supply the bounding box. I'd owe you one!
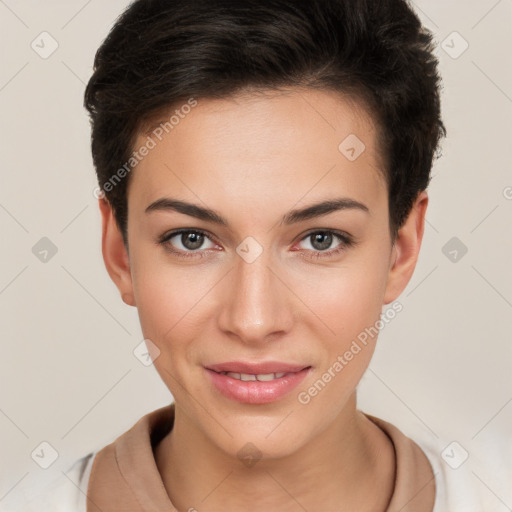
[221,371,288,381]
[257,372,283,381]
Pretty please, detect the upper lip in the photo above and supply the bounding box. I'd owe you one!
[205,361,311,374]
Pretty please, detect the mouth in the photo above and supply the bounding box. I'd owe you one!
[205,361,311,374]
[213,370,302,381]
[204,361,312,404]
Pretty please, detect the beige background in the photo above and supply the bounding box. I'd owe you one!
[1,0,511,507]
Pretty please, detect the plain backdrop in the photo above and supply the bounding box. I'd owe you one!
[1,0,511,507]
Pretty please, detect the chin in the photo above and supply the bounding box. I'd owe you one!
[211,423,307,466]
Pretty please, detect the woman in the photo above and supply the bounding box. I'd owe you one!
[9,0,499,510]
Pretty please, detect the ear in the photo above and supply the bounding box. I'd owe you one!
[383,191,428,304]
[98,198,136,307]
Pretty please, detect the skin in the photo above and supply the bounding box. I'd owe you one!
[99,87,430,511]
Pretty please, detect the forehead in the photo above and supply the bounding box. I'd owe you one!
[128,87,387,217]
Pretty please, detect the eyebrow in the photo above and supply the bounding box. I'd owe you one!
[145,197,369,226]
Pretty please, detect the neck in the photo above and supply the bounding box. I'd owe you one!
[155,393,396,512]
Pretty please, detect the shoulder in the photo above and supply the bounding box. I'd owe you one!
[2,452,97,512]
[2,405,175,512]
[364,411,512,511]
[402,423,511,512]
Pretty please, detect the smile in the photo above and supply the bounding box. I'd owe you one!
[216,371,291,381]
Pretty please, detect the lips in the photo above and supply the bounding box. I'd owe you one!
[204,361,312,404]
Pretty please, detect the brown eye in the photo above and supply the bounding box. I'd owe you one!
[295,230,355,260]
[181,231,205,250]
[159,229,217,254]
[309,232,334,251]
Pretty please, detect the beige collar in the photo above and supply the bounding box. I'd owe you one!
[86,403,435,511]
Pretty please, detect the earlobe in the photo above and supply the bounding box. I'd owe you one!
[383,191,428,305]
[98,198,136,307]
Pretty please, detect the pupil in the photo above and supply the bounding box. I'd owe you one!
[311,232,332,251]
[182,232,203,250]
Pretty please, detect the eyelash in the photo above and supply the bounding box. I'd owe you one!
[157,229,356,260]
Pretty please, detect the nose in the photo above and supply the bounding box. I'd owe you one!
[217,250,295,345]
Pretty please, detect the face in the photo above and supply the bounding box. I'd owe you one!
[100,87,427,461]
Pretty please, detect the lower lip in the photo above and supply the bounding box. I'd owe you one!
[204,367,311,404]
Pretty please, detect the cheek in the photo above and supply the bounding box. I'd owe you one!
[130,251,219,357]
[131,268,206,394]
[291,256,389,340]
[289,244,391,396]
[336,270,387,337]
[295,265,389,414]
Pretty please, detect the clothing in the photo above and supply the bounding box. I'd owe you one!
[4,402,504,511]
[85,403,435,511]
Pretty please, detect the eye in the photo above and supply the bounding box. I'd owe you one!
[158,229,218,258]
[295,230,355,259]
